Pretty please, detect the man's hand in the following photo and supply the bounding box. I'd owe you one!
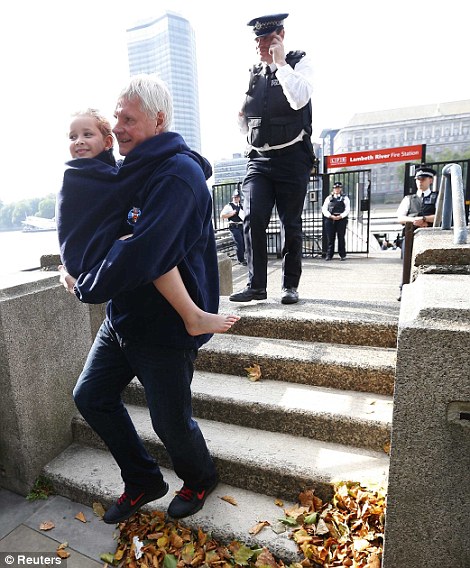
[268,33,286,66]
[412,217,427,228]
[58,265,77,294]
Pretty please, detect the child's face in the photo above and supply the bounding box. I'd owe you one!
[68,116,112,159]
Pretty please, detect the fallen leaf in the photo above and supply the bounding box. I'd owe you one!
[366,552,382,568]
[39,521,55,531]
[56,544,70,559]
[255,547,277,568]
[220,495,238,506]
[278,516,299,527]
[270,521,287,534]
[92,502,106,518]
[75,511,87,523]
[249,521,270,535]
[383,441,391,454]
[245,364,262,381]
[315,518,330,536]
[274,498,284,507]
[353,538,370,552]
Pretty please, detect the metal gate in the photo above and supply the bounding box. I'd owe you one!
[211,169,371,258]
[318,169,371,255]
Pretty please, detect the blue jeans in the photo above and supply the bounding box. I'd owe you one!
[73,320,217,494]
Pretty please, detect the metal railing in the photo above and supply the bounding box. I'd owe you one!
[434,163,468,244]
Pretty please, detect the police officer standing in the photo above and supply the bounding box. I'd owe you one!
[220,192,246,265]
[322,181,350,261]
[229,13,315,305]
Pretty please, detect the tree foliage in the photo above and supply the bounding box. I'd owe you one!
[0,194,56,230]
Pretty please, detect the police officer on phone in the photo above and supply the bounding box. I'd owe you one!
[230,13,315,305]
[220,192,246,265]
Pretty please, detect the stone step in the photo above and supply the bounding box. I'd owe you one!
[219,297,399,348]
[124,372,393,452]
[42,443,302,563]
[196,334,396,396]
[71,404,389,504]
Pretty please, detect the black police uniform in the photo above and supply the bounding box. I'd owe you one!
[227,200,246,264]
[240,52,314,293]
[324,195,348,259]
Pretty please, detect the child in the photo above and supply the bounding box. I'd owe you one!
[57,109,239,336]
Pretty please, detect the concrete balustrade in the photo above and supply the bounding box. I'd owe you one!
[0,277,99,495]
[0,253,233,495]
[383,229,470,568]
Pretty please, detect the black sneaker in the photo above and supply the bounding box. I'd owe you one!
[103,481,169,524]
[167,480,218,519]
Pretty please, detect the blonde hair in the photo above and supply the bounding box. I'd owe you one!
[71,108,114,146]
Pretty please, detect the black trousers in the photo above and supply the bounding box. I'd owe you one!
[242,144,313,290]
[324,217,348,259]
[229,224,245,263]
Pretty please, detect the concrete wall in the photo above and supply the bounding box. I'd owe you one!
[0,277,100,495]
[0,254,232,495]
[383,229,470,568]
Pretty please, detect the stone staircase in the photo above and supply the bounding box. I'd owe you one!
[42,296,398,562]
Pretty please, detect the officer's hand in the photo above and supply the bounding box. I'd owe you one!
[269,34,286,66]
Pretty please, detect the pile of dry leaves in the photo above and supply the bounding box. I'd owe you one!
[101,481,385,568]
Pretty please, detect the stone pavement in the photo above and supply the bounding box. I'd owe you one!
[230,249,403,303]
[0,250,402,566]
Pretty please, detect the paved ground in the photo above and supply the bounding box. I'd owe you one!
[229,249,403,303]
[0,250,403,566]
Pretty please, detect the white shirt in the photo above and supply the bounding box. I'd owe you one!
[220,202,245,220]
[238,55,314,151]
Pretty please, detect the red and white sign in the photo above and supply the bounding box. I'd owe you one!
[326,144,424,169]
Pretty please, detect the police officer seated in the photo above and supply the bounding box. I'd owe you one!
[396,165,438,300]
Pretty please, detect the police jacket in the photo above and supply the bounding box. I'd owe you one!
[327,196,347,215]
[242,51,312,148]
[407,192,438,226]
[228,202,243,224]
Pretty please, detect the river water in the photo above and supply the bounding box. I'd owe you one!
[0,230,60,275]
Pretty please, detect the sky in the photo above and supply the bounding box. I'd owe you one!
[1,0,469,204]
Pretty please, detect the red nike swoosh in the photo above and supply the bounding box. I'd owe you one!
[130,492,145,506]
[197,490,206,500]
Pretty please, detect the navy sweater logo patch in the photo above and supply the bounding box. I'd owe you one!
[127,206,142,226]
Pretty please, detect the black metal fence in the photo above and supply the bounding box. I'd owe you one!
[212,168,372,258]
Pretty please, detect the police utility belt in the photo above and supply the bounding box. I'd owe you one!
[229,222,243,227]
[249,140,303,158]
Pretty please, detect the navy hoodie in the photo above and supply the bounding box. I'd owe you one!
[59,132,218,349]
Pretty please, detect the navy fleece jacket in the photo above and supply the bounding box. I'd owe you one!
[58,132,218,349]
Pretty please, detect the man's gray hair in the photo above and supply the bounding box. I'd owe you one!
[117,74,173,131]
